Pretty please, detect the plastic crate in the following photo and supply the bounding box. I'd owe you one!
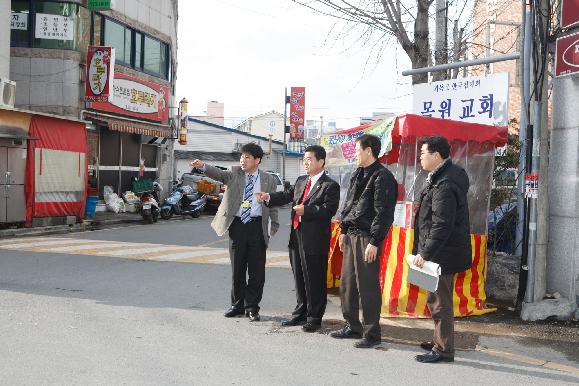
[132,178,154,193]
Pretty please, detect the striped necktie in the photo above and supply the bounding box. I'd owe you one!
[240,174,254,224]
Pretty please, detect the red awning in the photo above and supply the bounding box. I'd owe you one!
[84,112,171,137]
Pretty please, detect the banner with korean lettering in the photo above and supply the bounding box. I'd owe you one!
[289,87,305,139]
[85,46,115,103]
[412,73,509,126]
[320,118,395,166]
[90,72,169,123]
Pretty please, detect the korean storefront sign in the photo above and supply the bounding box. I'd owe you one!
[289,87,305,140]
[35,13,74,41]
[412,72,509,127]
[10,13,28,30]
[555,31,579,78]
[85,46,115,103]
[91,72,169,123]
[561,0,579,29]
[88,0,115,10]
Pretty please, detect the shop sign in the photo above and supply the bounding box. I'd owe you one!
[524,173,539,199]
[35,13,74,41]
[85,46,115,102]
[561,0,579,29]
[555,32,579,78]
[10,13,28,30]
[91,72,169,123]
[88,0,115,10]
[289,87,305,140]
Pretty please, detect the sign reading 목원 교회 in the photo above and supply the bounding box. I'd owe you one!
[412,72,509,127]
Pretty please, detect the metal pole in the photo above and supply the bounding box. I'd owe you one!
[282,87,287,183]
[516,11,531,257]
[401,53,520,76]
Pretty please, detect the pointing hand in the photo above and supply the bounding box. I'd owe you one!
[255,192,270,202]
[190,159,204,169]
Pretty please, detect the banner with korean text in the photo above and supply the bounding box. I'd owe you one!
[91,72,169,123]
[412,72,509,127]
[289,87,305,139]
[85,46,115,103]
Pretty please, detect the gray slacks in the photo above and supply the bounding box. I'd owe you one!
[426,273,455,357]
[339,233,382,341]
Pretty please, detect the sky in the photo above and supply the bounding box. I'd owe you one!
[176,0,414,130]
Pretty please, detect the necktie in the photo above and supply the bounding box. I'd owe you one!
[293,177,311,229]
[240,174,254,224]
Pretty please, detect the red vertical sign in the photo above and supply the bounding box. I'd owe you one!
[561,0,579,29]
[289,87,305,139]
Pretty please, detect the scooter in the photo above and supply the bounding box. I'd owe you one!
[138,190,160,224]
[160,183,207,220]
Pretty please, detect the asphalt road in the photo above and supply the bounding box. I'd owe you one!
[0,210,578,385]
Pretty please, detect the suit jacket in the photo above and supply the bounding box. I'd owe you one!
[268,173,340,255]
[203,164,280,246]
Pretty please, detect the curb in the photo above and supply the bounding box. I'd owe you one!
[0,217,143,239]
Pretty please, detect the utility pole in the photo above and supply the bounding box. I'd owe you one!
[433,0,449,81]
[282,88,289,183]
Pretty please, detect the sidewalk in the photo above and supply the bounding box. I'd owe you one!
[0,211,144,239]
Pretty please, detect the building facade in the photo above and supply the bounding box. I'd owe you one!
[9,0,178,198]
[235,110,285,141]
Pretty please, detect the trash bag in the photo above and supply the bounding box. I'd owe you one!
[103,186,125,213]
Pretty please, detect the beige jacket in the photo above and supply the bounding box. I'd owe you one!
[203,164,279,246]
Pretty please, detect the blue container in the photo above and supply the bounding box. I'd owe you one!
[85,195,98,218]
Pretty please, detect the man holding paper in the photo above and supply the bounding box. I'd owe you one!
[412,136,472,363]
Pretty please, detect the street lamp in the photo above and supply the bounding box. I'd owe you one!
[178,98,188,145]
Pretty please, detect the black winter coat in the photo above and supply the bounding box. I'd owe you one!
[412,159,472,275]
[340,161,398,246]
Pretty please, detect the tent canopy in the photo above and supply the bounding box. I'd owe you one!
[331,114,508,147]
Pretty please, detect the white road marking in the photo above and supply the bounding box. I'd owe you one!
[0,237,290,267]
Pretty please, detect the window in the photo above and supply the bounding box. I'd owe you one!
[134,32,142,69]
[33,1,80,50]
[10,0,30,47]
[100,16,170,80]
[103,18,131,65]
[144,35,161,75]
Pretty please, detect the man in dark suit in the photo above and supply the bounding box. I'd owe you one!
[256,145,340,332]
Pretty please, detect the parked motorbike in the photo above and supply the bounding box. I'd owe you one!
[160,183,207,220]
[138,190,160,224]
[132,178,162,224]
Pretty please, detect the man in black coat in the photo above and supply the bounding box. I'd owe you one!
[412,136,472,363]
[255,145,340,332]
[330,134,398,349]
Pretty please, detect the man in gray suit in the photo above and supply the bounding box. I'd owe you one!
[190,143,279,322]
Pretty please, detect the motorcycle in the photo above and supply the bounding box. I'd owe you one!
[132,179,162,224]
[138,190,160,223]
[160,183,207,220]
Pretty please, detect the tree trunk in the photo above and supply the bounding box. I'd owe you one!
[432,0,449,81]
[411,0,431,84]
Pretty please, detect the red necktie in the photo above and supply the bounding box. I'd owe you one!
[293,178,312,229]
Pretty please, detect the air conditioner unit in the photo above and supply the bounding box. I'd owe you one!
[0,78,16,108]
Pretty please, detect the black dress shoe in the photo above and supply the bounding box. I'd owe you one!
[302,321,321,333]
[354,338,381,349]
[247,311,260,322]
[281,316,306,327]
[329,325,362,339]
[224,307,245,318]
[415,350,454,363]
[420,341,434,351]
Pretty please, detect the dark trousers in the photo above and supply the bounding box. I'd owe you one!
[427,273,455,357]
[289,228,328,323]
[228,216,266,313]
[340,233,382,341]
